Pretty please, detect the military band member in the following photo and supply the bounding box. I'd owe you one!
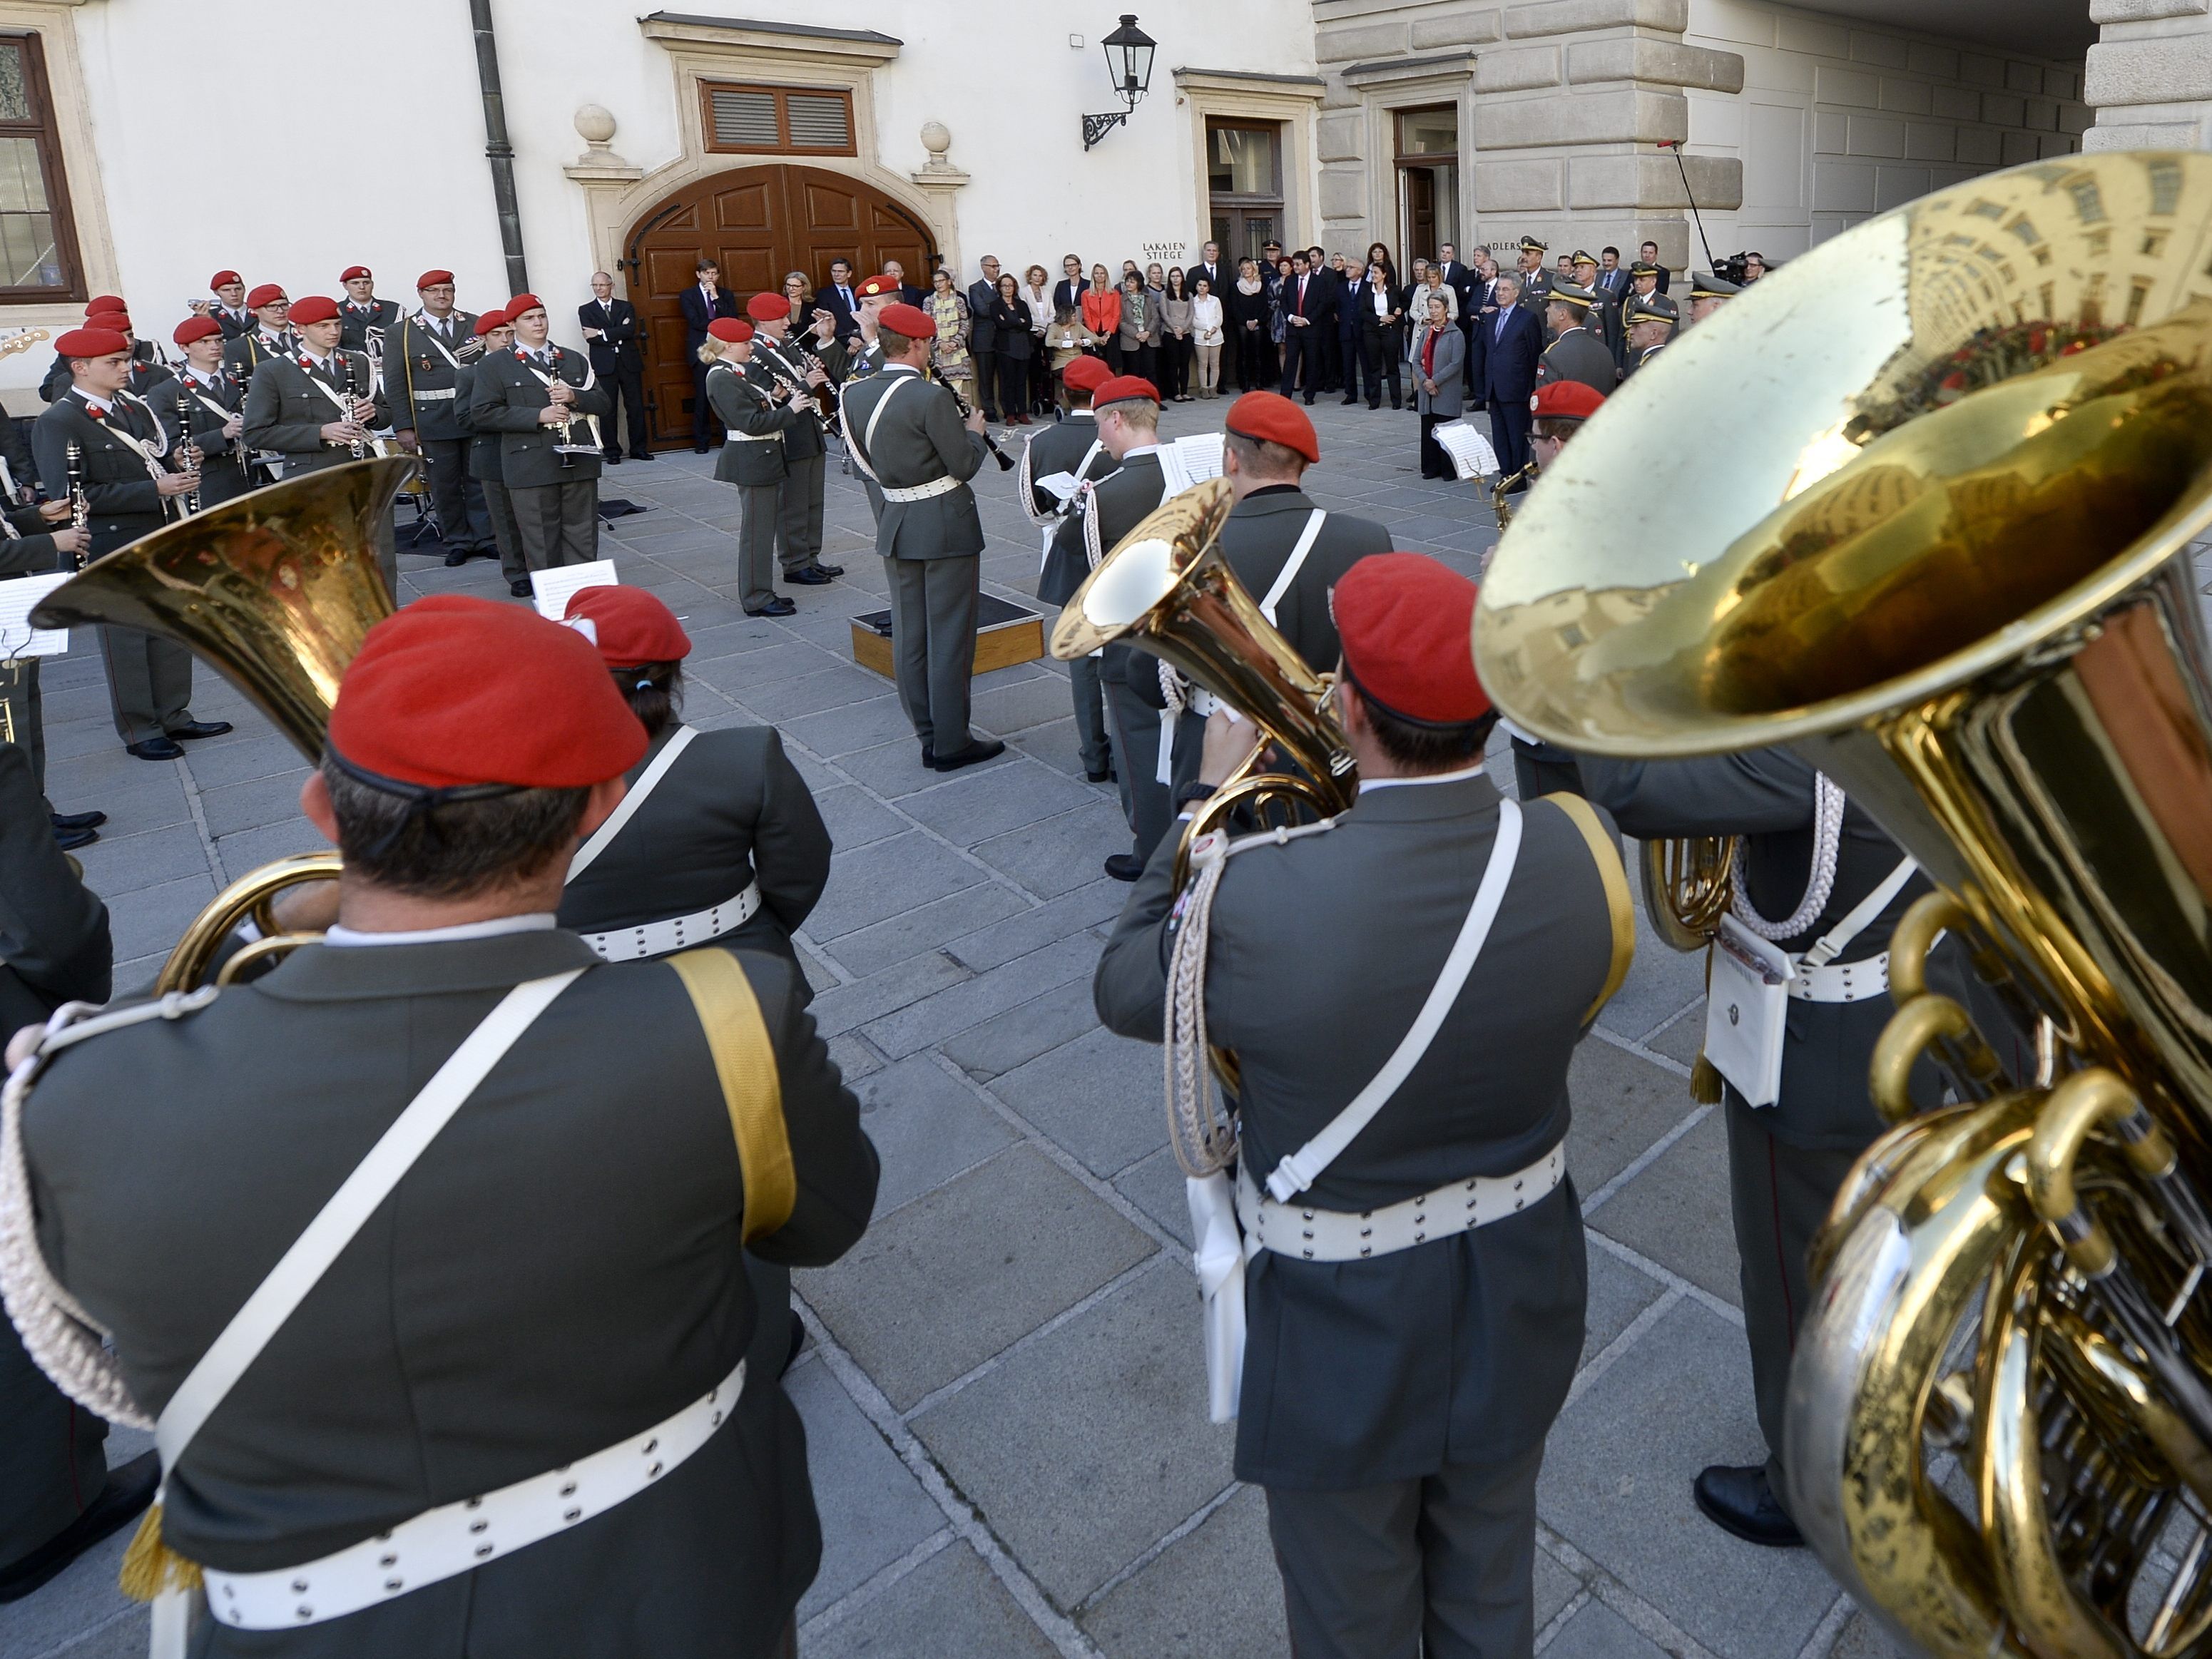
[837,302,999,772]
[822,272,898,521]
[745,292,842,586]
[32,327,223,762]
[1688,268,1743,325]
[156,317,252,508]
[1096,553,1633,1659]
[1027,353,1119,785]
[384,270,497,568]
[469,293,612,576]
[221,285,297,376]
[336,265,400,354]
[1622,292,1679,377]
[203,270,253,338]
[1535,282,1616,394]
[457,309,531,596]
[1577,751,1954,1550]
[700,317,802,618]
[42,305,173,406]
[0,483,96,846]
[1502,382,1608,802]
[1,594,880,1658]
[240,295,396,596]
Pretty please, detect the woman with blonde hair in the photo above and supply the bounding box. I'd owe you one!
[926,266,975,405]
[1082,262,1122,371]
[1022,262,1054,417]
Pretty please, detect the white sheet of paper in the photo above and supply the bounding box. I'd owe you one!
[1433,422,1500,481]
[1035,470,1081,504]
[1173,432,1225,483]
[0,571,73,658]
[530,558,618,621]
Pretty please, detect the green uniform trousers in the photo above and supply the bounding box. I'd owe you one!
[736,482,780,613]
[885,553,979,755]
[100,626,192,747]
[775,454,825,575]
[511,479,599,571]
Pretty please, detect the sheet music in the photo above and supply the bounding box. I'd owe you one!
[1433,422,1500,481]
[0,572,72,658]
[1172,432,1225,483]
[529,558,618,621]
[1034,470,1081,505]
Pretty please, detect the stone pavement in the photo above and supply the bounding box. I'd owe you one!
[8,393,1893,1659]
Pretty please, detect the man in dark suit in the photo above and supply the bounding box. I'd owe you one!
[965,255,1004,420]
[1188,241,1228,306]
[1276,254,1324,404]
[1594,247,1631,300]
[1478,274,1544,484]
[678,258,740,453]
[1052,254,1086,317]
[1097,553,1631,1659]
[581,272,649,463]
[882,260,927,310]
[1640,240,1670,295]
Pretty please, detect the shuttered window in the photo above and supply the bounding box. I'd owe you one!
[701,82,856,156]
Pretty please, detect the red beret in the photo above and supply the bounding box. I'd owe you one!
[329,596,645,790]
[706,317,753,344]
[287,295,340,325]
[1093,374,1160,410]
[745,291,791,321]
[209,270,242,289]
[54,327,128,360]
[1335,553,1491,726]
[878,302,934,340]
[1224,390,1318,464]
[1061,355,1111,394]
[1531,381,1606,422]
[340,265,372,282]
[247,284,287,309]
[86,295,125,314]
[96,315,133,335]
[505,293,546,318]
[473,308,509,337]
[854,272,899,299]
[565,585,692,668]
[417,269,454,290]
[173,316,223,347]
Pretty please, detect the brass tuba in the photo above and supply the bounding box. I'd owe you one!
[1477,151,2212,1659]
[34,458,413,990]
[1050,476,1358,879]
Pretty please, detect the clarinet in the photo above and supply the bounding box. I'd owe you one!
[753,337,840,443]
[939,377,1016,471]
[63,440,88,569]
[175,390,201,515]
[345,357,368,460]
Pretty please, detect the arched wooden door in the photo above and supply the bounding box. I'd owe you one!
[623,165,935,449]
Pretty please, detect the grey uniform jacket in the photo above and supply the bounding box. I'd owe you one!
[1579,748,1950,1150]
[558,725,832,991]
[1218,486,1390,672]
[154,367,250,491]
[1070,451,1169,692]
[1096,774,1620,1487]
[456,361,501,484]
[469,346,613,490]
[221,331,298,379]
[750,340,826,463]
[337,297,401,354]
[1026,412,1113,607]
[31,394,173,556]
[1537,326,1619,395]
[707,362,800,487]
[23,931,879,1658]
[241,351,388,475]
[0,741,109,1036]
[839,367,986,560]
[382,312,482,443]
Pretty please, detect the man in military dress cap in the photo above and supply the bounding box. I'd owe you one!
[745,292,842,587]
[837,301,999,772]
[701,317,804,618]
[1688,268,1743,325]
[1622,292,1679,377]
[156,317,252,506]
[1097,553,1633,1659]
[337,267,400,354]
[385,270,497,568]
[1613,262,1666,370]
[222,285,297,376]
[1536,282,1616,394]
[469,294,613,576]
[1514,236,1553,312]
[1,594,879,1658]
[1028,353,1121,785]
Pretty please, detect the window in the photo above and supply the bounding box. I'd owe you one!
[0,34,78,298]
[700,81,856,156]
[1206,120,1285,264]
[1394,105,1459,271]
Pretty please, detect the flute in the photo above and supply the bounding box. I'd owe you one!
[175,390,201,515]
[63,440,88,568]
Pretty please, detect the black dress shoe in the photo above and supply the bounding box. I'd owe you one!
[920,746,934,767]
[1341,396,1359,406]
[50,808,106,832]
[745,597,798,618]
[1086,767,1115,784]
[1693,1465,1803,1548]
[53,824,97,852]
[815,561,845,578]
[604,454,623,465]
[0,1450,159,1604]
[444,548,470,566]
[1303,396,1315,406]
[930,737,1006,772]
[126,736,183,760]
[510,578,534,597]
[693,442,711,454]
[168,720,233,740]
[1104,853,1144,882]
[630,451,654,461]
[1367,401,1381,410]
[786,564,836,585]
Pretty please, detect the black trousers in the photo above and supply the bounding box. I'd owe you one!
[1278,328,1319,399]
[1161,335,1191,398]
[1234,325,1268,392]
[1420,413,1454,481]
[1123,341,1158,393]
[0,1319,108,1571]
[995,354,1030,424]
[601,364,648,458]
[690,356,718,447]
[971,348,999,418]
[1361,331,1402,405]
[1337,331,1364,401]
[1318,329,1342,391]
[422,437,494,553]
[1488,397,1534,477]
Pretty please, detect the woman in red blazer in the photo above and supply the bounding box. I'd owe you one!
[1081,264,1123,372]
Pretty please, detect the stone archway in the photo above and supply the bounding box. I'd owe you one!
[622,164,936,449]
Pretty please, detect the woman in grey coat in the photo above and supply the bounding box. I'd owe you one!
[1412,292,1466,479]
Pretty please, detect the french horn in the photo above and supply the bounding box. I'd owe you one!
[1476,151,2212,1659]
[34,458,412,990]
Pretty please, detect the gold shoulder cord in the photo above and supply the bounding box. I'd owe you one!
[1542,792,1636,1023]
[667,949,795,1241]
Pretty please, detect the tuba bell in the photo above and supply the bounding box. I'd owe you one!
[34,458,413,991]
[1477,151,2212,1659]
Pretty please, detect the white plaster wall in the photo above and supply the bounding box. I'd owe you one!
[1683,0,2089,263]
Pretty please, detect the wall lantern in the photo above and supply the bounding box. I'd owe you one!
[1082,15,1156,150]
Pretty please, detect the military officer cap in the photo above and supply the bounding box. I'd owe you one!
[210,269,241,289]
[1624,292,1680,328]
[173,316,223,347]
[1628,261,1661,278]
[878,302,934,340]
[417,269,455,290]
[1532,382,1605,422]
[1690,270,1743,300]
[745,292,792,321]
[1570,250,1598,268]
[54,326,127,362]
[247,284,287,309]
[1517,236,1548,255]
[706,317,753,343]
[1093,374,1160,412]
[854,272,901,300]
[328,596,645,796]
[340,265,372,283]
[473,307,509,337]
[1546,280,1598,309]
[287,295,340,326]
[1225,389,1318,464]
[565,585,693,669]
[1062,354,1111,395]
[1335,554,1491,726]
[506,292,547,320]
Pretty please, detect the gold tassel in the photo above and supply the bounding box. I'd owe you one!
[117,1502,202,1602]
[1691,1050,1725,1106]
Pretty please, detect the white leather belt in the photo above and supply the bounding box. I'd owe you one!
[413,387,457,402]
[881,475,962,503]
[578,882,760,964]
[204,1355,745,1630]
[725,429,780,444]
[1235,1143,1564,1262]
[1788,950,1888,1003]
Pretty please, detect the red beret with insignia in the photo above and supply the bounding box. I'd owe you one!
[473,308,509,337]
[707,317,753,343]
[247,284,287,309]
[173,316,223,347]
[505,293,546,319]
[1334,553,1491,726]
[1531,382,1605,422]
[1061,354,1111,395]
[877,302,934,340]
[1224,390,1318,465]
[565,585,692,668]
[209,270,242,289]
[417,270,454,290]
[745,292,791,321]
[340,265,372,282]
[329,596,646,790]
[854,272,900,299]
[86,295,125,314]
[55,327,128,361]
[287,295,340,326]
[1093,374,1159,410]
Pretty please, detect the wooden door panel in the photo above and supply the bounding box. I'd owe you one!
[713,183,773,231]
